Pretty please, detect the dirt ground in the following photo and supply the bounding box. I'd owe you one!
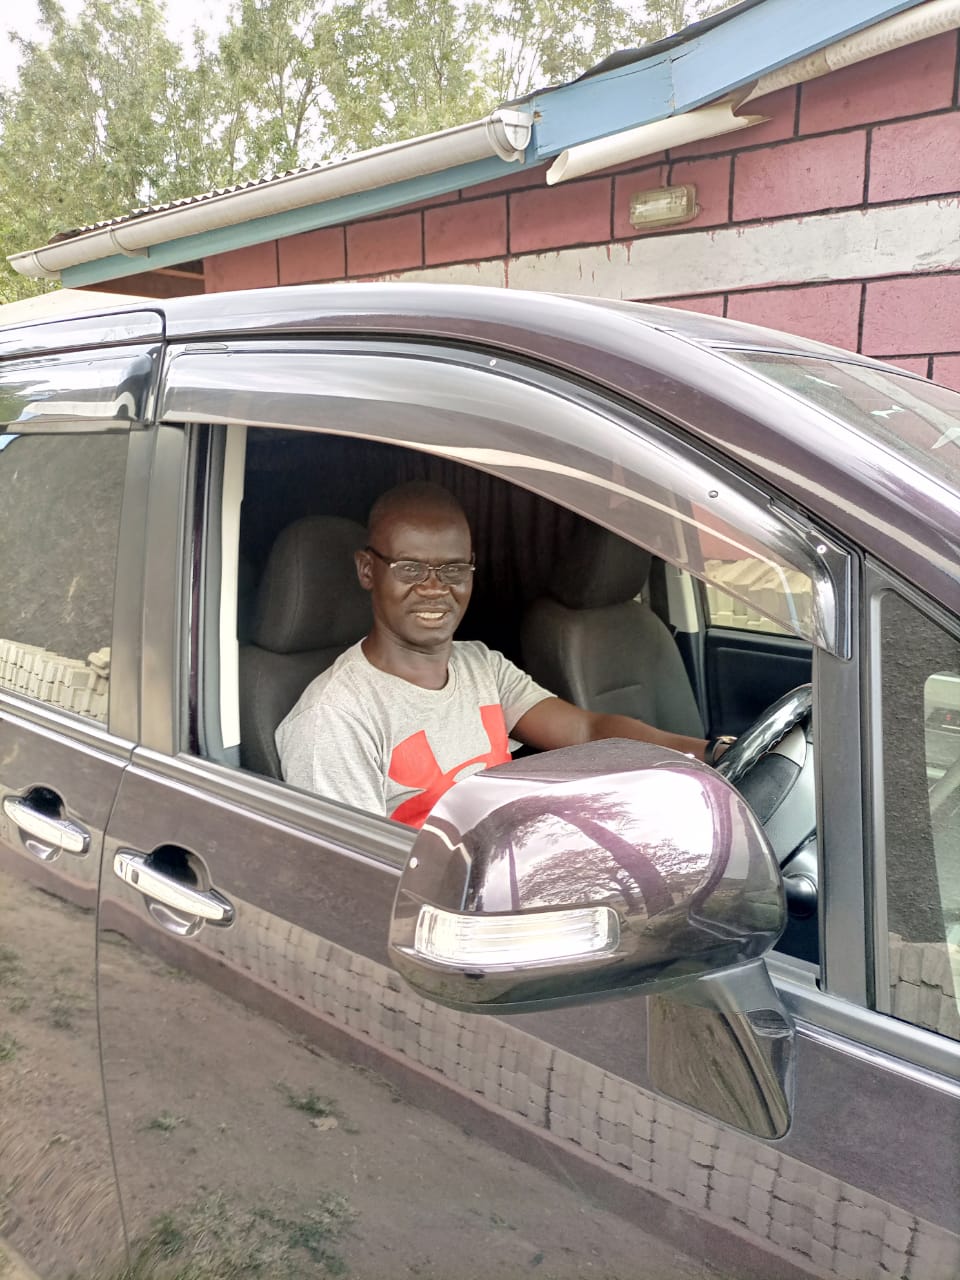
[1,869,732,1280]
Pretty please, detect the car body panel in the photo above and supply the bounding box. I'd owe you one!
[0,284,957,1280]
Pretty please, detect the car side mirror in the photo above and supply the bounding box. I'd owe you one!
[389,739,786,1013]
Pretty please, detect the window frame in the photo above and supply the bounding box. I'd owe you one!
[163,337,861,966]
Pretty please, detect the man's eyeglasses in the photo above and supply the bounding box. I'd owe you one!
[364,546,476,586]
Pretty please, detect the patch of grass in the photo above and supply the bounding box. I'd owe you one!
[108,1191,355,1279]
[256,1199,355,1273]
[277,1083,341,1119]
[48,986,88,1031]
[0,946,20,985]
[6,994,30,1014]
[0,1032,20,1063]
[144,1112,183,1134]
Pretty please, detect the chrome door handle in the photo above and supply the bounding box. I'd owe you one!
[3,795,90,859]
[113,850,234,925]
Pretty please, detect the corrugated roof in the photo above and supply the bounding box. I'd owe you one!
[49,159,350,242]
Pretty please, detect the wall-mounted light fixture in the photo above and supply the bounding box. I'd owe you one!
[629,184,699,230]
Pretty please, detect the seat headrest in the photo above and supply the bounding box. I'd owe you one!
[548,523,652,609]
[252,515,371,653]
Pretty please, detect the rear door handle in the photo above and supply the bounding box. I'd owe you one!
[113,850,234,926]
[3,795,90,860]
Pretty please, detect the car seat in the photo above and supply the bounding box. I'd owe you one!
[521,523,704,736]
[239,515,371,777]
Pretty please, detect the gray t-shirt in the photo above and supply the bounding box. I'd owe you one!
[275,640,553,827]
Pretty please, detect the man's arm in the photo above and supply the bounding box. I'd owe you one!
[513,696,710,761]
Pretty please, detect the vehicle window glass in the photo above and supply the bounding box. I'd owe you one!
[165,344,849,655]
[0,431,127,723]
[728,353,960,492]
[880,592,960,1043]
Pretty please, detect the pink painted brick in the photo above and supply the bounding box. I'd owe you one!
[800,32,959,134]
[669,156,731,229]
[881,356,930,377]
[424,195,507,265]
[668,87,798,160]
[278,226,345,284]
[346,211,422,276]
[932,355,960,392]
[727,283,861,350]
[734,132,866,220]
[204,242,278,292]
[612,164,668,238]
[611,156,727,240]
[467,163,549,197]
[656,294,725,316]
[509,177,611,253]
[863,275,960,356]
[869,112,960,203]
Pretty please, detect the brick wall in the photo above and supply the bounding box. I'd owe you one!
[205,31,960,389]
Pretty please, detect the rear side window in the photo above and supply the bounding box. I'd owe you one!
[0,432,128,722]
[880,591,960,1042]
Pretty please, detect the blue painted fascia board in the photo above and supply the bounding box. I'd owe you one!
[60,153,540,287]
[531,0,926,155]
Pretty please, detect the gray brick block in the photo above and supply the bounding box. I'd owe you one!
[810,1240,836,1272]
[834,1248,864,1280]
[894,981,921,1022]
[900,944,922,984]
[882,1243,909,1277]
[746,1207,771,1239]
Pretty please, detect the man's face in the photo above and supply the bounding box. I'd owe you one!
[357,506,473,653]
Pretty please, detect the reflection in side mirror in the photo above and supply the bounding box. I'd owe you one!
[389,740,786,1013]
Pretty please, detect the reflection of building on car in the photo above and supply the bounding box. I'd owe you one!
[1,284,958,1280]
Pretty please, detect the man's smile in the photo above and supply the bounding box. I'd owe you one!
[411,607,451,624]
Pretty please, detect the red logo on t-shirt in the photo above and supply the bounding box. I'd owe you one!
[388,703,510,828]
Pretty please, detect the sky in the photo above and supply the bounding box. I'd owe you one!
[0,0,226,87]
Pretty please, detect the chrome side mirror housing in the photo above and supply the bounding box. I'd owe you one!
[388,740,786,1012]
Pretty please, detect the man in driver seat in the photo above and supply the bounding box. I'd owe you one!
[276,482,731,827]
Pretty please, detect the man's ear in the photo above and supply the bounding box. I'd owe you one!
[355,548,373,591]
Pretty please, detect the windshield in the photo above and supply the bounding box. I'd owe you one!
[725,353,960,493]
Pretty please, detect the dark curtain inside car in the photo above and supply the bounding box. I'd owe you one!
[240,431,583,664]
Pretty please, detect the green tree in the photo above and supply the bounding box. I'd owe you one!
[0,0,191,300]
[483,0,641,102]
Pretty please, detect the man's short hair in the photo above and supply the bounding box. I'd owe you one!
[367,481,468,541]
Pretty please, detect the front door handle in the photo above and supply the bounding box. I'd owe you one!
[113,850,234,926]
[3,795,90,860]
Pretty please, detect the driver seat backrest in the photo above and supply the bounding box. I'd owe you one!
[520,523,705,737]
[239,515,371,778]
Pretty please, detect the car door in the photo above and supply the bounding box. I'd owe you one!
[94,394,736,1280]
[96,335,959,1280]
[0,335,157,1279]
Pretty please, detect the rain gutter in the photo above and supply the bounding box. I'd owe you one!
[8,110,533,282]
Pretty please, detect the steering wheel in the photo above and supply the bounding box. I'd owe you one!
[715,684,813,788]
[715,684,817,955]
